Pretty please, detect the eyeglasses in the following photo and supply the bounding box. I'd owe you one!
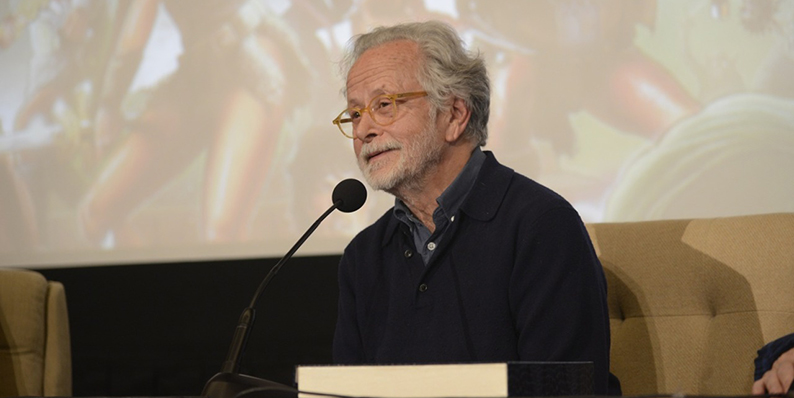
[332,91,428,138]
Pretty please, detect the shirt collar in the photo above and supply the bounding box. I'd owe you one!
[393,146,486,227]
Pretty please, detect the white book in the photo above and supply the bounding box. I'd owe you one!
[295,362,593,397]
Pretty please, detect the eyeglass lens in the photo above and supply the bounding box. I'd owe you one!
[339,95,397,137]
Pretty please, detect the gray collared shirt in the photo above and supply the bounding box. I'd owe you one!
[393,147,486,264]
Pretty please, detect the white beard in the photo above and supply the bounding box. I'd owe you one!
[357,121,444,193]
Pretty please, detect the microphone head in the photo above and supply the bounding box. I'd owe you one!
[332,179,367,213]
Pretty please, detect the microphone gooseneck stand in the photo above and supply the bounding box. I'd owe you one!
[202,179,367,398]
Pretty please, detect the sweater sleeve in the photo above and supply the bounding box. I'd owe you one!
[509,207,614,395]
[754,333,794,381]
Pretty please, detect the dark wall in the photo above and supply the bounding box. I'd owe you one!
[38,254,342,396]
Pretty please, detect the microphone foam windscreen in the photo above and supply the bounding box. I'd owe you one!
[332,179,367,213]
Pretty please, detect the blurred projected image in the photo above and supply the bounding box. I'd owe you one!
[458,0,702,219]
[0,0,792,267]
[78,0,312,247]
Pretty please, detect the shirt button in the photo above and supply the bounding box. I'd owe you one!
[450,215,455,222]
[427,242,436,251]
[418,283,428,292]
[404,249,413,258]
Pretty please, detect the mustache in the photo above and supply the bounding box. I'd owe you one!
[358,141,402,161]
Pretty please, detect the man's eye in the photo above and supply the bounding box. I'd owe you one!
[372,99,392,113]
[350,110,362,120]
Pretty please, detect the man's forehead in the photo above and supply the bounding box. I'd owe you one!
[345,40,422,101]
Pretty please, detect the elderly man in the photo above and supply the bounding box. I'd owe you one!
[331,21,619,395]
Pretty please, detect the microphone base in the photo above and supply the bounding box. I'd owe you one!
[202,372,296,398]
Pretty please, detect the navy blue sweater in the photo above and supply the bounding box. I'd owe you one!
[333,151,619,395]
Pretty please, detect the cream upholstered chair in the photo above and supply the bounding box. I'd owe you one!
[586,213,794,396]
[0,268,72,397]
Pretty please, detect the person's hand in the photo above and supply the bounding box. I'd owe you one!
[753,347,794,395]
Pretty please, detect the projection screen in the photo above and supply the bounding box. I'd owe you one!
[1,0,793,268]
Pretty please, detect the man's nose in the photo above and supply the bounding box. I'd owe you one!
[354,111,380,142]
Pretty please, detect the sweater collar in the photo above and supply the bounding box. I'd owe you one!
[381,150,513,247]
[460,150,513,222]
[392,147,485,230]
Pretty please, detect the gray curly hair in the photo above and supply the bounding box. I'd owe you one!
[340,21,490,146]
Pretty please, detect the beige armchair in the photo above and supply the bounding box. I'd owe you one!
[587,213,794,395]
[0,268,72,397]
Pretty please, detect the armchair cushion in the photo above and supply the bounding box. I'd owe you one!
[0,268,71,396]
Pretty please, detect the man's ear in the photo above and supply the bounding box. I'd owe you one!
[443,97,471,143]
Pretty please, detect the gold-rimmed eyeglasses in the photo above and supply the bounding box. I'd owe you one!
[332,91,428,139]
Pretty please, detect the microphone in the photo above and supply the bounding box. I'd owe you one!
[332,178,367,213]
[202,179,367,398]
